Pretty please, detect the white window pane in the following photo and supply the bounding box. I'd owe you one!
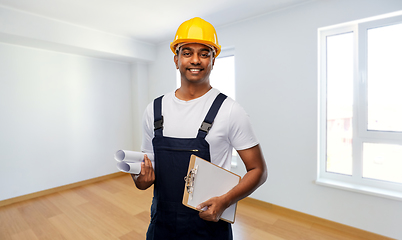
[210,56,235,100]
[363,143,402,184]
[367,23,402,132]
[326,32,354,175]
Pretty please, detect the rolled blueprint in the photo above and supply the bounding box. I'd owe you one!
[117,161,142,174]
[114,150,154,174]
[114,150,154,162]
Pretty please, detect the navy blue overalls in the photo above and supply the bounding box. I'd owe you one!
[146,93,233,240]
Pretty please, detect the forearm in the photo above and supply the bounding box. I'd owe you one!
[222,145,267,207]
[221,164,267,208]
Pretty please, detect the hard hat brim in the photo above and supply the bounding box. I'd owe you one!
[170,39,221,57]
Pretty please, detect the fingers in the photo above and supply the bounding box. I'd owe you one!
[199,209,220,222]
[196,198,211,212]
[144,154,153,167]
[140,161,147,175]
[132,154,155,190]
[140,154,153,175]
[197,198,222,222]
[196,203,208,212]
[138,154,155,182]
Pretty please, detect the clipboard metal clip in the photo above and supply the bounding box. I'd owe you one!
[184,165,198,200]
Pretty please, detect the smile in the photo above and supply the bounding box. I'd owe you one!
[188,68,202,73]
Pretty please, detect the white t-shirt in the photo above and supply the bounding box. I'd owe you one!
[141,88,258,170]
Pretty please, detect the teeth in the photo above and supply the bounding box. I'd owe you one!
[189,69,200,72]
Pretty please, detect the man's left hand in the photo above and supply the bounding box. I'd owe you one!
[196,196,229,222]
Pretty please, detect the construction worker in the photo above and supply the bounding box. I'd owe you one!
[132,17,267,240]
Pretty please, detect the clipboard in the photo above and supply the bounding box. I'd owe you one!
[182,154,241,223]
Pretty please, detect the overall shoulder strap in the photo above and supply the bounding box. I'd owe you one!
[197,93,227,139]
[153,95,164,136]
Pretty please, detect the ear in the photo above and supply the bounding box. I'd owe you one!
[174,55,179,69]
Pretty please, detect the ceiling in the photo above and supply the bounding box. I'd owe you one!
[0,0,312,44]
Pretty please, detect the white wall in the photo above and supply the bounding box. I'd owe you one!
[131,62,151,149]
[0,43,134,200]
[147,0,402,239]
[148,43,177,98]
[0,4,153,201]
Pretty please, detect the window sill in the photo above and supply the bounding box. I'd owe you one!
[315,178,402,202]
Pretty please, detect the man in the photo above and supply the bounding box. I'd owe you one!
[132,17,267,240]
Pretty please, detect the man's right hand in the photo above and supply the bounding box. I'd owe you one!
[131,154,155,190]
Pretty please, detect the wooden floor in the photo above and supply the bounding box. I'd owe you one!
[0,174,390,240]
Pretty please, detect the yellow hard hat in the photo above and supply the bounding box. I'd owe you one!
[170,17,221,57]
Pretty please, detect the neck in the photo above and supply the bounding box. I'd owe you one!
[175,82,212,101]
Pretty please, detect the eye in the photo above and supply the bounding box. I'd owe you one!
[200,52,211,58]
[181,51,191,56]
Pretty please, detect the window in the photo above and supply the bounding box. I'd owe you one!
[318,12,402,200]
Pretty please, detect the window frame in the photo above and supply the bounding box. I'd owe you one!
[317,13,402,201]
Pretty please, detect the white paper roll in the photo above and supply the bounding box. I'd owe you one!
[114,150,155,174]
[114,150,154,162]
[117,161,142,174]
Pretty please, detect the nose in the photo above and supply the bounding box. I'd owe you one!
[190,54,201,65]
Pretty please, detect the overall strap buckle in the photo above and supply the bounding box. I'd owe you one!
[197,93,227,138]
[154,116,164,130]
[199,121,212,133]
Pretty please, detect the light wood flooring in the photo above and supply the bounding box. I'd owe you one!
[0,174,392,240]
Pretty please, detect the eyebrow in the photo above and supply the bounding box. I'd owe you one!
[181,47,211,52]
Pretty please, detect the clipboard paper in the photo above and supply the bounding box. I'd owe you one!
[182,155,241,223]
